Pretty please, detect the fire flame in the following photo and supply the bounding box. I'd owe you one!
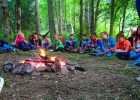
[40,48,46,57]
[60,61,65,68]
[19,60,25,64]
[50,56,55,61]
[36,62,46,68]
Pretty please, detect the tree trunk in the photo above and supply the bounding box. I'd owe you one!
[94,0,100,31]
[47,0,56,41]
[64,0,67,31]
[109,0,115,36]
[90,0,94,33]
[59,0,63,34]
[79,0,83,35]
[16,0,21,34]
[85,0,89,34]
[0,2,2,29]
[1,0,11,39]
[119,18,121,32]
[122,1,128,32]
[35,0,41,35]
[73,0,75,33]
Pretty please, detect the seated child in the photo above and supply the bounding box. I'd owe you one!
[79,34,89,53]
[28,34,37,50]
[65,34,78,51]
[128,30,136,47]
[111,33,131,60]
[42,35,52,49]
[32,33,42,47]
[54,35,64,52]
[15,32,32,51]
[0,40,17,52]
[129,26,140,59]
[87,33,102,54]
[101,31,116,56]
[59,34,66,46]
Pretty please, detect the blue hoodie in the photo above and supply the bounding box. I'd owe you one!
[87,38,102,48]
[102,37,116,51]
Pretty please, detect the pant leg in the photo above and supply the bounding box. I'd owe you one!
[117,52,129,59]
[129,50,138,59]
[3,44,15,51]
[72,42,77,49]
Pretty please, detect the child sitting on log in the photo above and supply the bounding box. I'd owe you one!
[65,34,78,52]
[111,33,131,60]
[54,35,64,52]
[101,31,116,56]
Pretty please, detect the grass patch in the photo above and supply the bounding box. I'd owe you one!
[88,65,110,70]
[68,55,81,61]
[94,65,110,70]
[119,67,135,74]
[97,56,119,61]
[81,54,92,59]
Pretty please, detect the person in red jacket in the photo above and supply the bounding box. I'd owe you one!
[59,34,66,46]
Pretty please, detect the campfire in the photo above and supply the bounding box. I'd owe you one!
[3,48,86,75]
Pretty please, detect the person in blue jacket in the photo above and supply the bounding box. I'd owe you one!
[65,34,78,52]
[79,34,89,53]
[87,33,102,52]
[101,31,116,56]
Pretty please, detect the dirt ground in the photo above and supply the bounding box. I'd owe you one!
[0,50,140,100]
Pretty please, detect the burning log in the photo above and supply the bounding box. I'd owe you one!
[3,48,86,75]
[20,63,31,75]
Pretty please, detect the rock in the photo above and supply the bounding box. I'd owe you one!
[75,66,86,72]
[52,62,61,72]
[46,66,53,72]
[26,66,36,74]
[65,65,75,71]
[3,63,15,73]
[20,63,31,75]
[36,66,47,72]
[12,63,25,75]
[60,66,69,75]
[4,61,13,65]
[66,60,78,66]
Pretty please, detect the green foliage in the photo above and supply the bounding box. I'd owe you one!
[97,56,119,61]
[94,65,110,70]
[119,67,134,74]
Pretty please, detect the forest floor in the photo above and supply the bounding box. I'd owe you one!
[0,50,140,100]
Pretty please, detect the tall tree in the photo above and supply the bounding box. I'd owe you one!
[121,1,129,32]
[94,0,100,31]
[47,0,56,41]
[109,0,115,36]
[1,0,11,39]
[59,0,63,34]
[16,0,21,34]
[79,0,83,35]
[35,0,41,35]
[90,0,94,33]
[85,0,90,34]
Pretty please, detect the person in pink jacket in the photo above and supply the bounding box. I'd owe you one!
[15,32,31,51]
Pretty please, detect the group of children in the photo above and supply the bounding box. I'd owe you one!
[1,26,140,62]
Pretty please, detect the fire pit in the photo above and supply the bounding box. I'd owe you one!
[3,49,86,75]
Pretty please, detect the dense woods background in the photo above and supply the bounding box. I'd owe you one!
[0,0,139,42]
